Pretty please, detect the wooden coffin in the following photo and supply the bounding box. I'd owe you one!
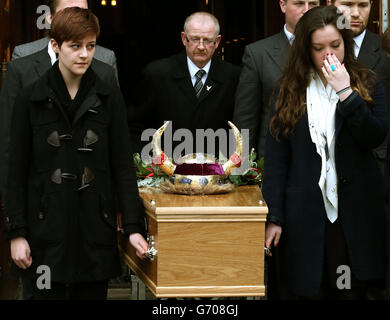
[118,185,268,298]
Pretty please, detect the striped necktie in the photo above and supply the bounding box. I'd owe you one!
[194,69,206,98]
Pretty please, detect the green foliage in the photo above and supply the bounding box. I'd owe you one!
[228,149,263,186]
[133,153,168,181]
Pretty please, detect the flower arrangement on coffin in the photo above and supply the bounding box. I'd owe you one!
[227,149,263,187]
[133,153,168,188]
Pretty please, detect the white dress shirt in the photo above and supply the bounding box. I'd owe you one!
[48,42,57,65]
[353,29,366,58]
[284,24,295,45]
[187,57,211,86]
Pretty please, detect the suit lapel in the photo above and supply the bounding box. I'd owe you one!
[173,51,198,106]
[198,78,216,102]
[335,31,380,137]
[358,31,381,70]
[197,57,223,104]
[266,31,290,72]
[34,48,53,79]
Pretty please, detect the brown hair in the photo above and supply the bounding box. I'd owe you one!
[270,5,376,140]
[49,7,100,47]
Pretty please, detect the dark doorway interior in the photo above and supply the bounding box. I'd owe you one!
[89,0,271,104]
[90,0,199,103]
[213,0,267,67]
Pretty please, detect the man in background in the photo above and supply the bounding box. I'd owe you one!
[328,0,390,172]
[129,11,240,160]
[233,0,320,160]
[329,0,390,300]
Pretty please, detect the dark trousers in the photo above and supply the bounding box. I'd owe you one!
[268,217,380,300]
[30,280,108,300]
[302,218,367,300]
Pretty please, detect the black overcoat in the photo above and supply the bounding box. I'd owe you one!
[358,31,390,165]
[3,68,145,283]
[262,83,388,296]
[128,50,241,158]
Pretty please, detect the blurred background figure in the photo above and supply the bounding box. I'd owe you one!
[383,27,390,57]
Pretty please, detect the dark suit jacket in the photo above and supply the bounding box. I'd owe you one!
[263,84,388,296]
[128,50,241,159]
[358,31,390,168]
[233,30,290,158]
[0,48,117,190]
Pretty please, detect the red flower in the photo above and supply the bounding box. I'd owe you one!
[229,153,242,167]
[154,152,167,165]
[145,167,154,179]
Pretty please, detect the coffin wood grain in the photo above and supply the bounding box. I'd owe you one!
[119,185,267,297]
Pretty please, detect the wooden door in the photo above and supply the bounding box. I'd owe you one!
[379,0,389,34]
[0,0,11,90]
[368,0,381,34]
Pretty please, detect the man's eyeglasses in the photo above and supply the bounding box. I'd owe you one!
[185,36,216,46]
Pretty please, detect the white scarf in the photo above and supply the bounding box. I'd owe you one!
[306,71,339,223]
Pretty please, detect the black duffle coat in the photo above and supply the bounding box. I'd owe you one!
[4,66,145,283]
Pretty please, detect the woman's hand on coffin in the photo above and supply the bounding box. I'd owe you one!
[265,222,282,256]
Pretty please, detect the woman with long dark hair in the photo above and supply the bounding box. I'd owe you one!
[263,5,387,299]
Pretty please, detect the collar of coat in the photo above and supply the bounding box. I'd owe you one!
[28,62,112,126]
[29,64,112,103]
